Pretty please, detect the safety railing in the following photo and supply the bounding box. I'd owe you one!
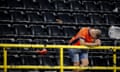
[0,44,120,72]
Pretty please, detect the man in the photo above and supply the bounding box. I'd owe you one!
[68,27,101,72]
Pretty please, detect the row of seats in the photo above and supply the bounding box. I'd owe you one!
[0,38,119,46]
[0,0,119,12]
[0,24,110,39]
[0,52,119,66]
[0,10,120,25]
[0,24,77,37]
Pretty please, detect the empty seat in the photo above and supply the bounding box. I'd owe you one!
[56,13,74,24]
[32,39,48,44]
[25,70,40,72]
[89,14,106,24]
[8,70,23,72]
[6,38,33,52]
[73,13,91,24]
[70,1,86,11]
[41,55,58,66]
[117,71,120,72]
[99,1,114,12]
[30,25,48,37]
[27,12,43,23]
[114,40,120,46]
[104,14,118,24]
[90,56,111,66]
[37,0,54,10]
[6,0,24,9]
[7,54,23,65]
[0,0,8,8]
[15,38,32,44]
[84,1,100,11]
[11,11,28,22]
[102,41,114,46]
[0,38,15,43]
[0,54,3,65]
[0,10,11,21]
[53,0,70,11]
[98,26,108,38]
[114,2,120,9]
[48,39,65,45]
[117,56,120,66]
[23,0,40,9]
[47,25,64,37]
[13,24,32,37]
[63,26,77,37]
[22,55,40,65]
[0,24,15,36]
[44,70,58,72]
[42,12,56,23]
[64,56,72,66]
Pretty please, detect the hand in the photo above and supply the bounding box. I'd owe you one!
[95,39,101,46]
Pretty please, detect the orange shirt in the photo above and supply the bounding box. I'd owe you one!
[69,27,94,46]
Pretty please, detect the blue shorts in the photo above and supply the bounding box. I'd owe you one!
[68,49,88,62]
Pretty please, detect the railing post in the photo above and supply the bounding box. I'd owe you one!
[113,47,116,72]
[60,48,64,72]
[3,48,7,72]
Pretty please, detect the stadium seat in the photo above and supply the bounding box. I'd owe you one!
[44,70,58,72]
[0,24,15,37]
[102,41,114,46]
[98,26,108,38]
[89,56,109,66]
[13,24,32,37]
[104,14,118,25]
[83,1,101,12]
[23,0,40,9]
[32,39,48,44]
[8,70,22,72]
[48,39,65,45]
[11,11,28,22]
[25,70,40,72]
[6,0,24,9]
[117,56,120,66]
[70,0,86,11]
[89,13,106,24]
[42,12,56,23]
[62,26,77,37]
[0,38,15,43]
[39,54,58,66]
[0,0,8,8]
[0,54,3,65]
[56,13,75,24]
[52,0,70,11]
[37,0,54,10]
[99,1,114,12]
[22,55,40,65]
[114,2,120,8]
[64,56,72,66]
[0,10,11,22]
[27,12,44,23]
[73,13,91,24]
[114,40,120,46]
[46,25,64,37]
[30,25,48,37]
[7,54,23,65]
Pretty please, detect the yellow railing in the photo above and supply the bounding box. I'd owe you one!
[0,44,120,72]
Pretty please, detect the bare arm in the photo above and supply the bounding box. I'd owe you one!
[80,39,101,46]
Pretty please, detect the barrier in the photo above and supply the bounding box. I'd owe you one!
[0,44,120,72]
